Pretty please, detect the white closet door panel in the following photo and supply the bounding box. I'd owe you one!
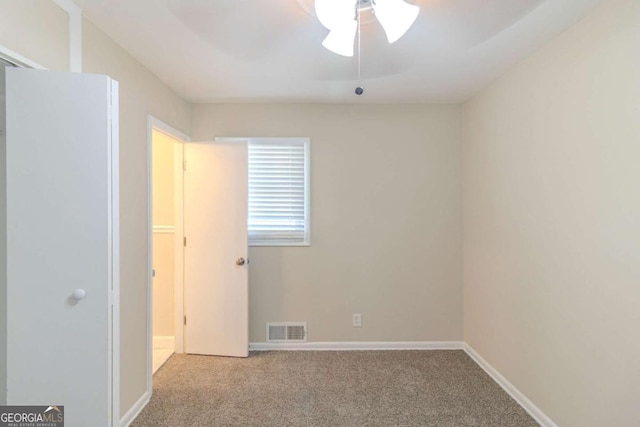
[6,68,118,427]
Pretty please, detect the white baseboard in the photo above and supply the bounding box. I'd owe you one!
[249,341,464,351]
[153,335,175,350]
[463,343,558,427]
[119,390,151,427]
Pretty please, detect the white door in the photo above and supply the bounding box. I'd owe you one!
[5,68,119,426]
[184,141,249,357]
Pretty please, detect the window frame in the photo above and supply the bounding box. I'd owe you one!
[215,136,311,247]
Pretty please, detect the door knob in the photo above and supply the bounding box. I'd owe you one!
[235,257,246,266]
[72,289,86,300]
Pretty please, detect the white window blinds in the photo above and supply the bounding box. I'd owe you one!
[248,139,310,245]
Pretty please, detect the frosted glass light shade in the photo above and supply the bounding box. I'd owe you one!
[322,20,358,57]
[315,0,358,56]
[372,0,419,43]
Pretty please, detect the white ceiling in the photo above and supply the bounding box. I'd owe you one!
[74,0,602,103]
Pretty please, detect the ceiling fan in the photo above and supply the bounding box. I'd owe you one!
[314,0,420,57]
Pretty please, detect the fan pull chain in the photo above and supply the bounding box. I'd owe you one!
[355,5,364,95]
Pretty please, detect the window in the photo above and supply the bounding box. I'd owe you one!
[248,138,310,246]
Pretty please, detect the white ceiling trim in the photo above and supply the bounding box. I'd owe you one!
[51,0,82,72]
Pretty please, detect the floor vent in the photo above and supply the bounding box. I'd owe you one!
[267,322,307,343]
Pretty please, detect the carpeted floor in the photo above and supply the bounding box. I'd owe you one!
[132,350,539,427]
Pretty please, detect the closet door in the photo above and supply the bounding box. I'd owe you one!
[5,68,119,427]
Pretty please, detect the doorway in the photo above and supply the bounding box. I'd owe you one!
[148,117,187,378]
[146,125,250,383]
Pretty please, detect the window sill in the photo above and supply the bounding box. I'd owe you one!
[249,241,311,247]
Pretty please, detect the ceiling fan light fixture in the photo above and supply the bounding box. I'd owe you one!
[371,0,419,43]
[313,0,418,56]
[322,20,358,57]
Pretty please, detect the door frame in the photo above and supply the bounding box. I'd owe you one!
[146,116,189,390]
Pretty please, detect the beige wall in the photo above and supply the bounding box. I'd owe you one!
[81,19,190,417]
[152,130,176,338]
[462,0,640,425]
[0,0,69,70]
[190,103,463,343]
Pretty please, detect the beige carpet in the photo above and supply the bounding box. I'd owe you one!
[132,350,539,426]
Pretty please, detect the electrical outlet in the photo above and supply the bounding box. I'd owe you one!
[353,313,362,328]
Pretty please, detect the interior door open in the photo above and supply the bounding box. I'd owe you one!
[184,140,249,357]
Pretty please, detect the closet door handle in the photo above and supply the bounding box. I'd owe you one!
[72,289,86,300]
